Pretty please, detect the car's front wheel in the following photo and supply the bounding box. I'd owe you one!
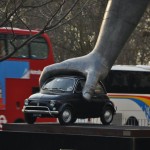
[100,106,114,125]
[58,106,76,125]
[24,113,36,124]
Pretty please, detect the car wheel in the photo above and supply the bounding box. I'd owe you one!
[100,106,114,125]
[14,119,24,123]
[24,113,36,124]
[58,106,75,125]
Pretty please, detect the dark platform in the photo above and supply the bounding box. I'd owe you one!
[1,123,150,150]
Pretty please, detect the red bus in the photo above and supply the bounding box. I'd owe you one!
[0,27,56,127]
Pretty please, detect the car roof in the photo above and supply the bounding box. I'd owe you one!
[53,75,85,80]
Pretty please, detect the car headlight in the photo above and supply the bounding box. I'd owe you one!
[52,107,56,111]
[24,99,29,105]
[50,100,55,107]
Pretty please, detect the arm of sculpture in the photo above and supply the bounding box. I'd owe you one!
[39,0,149,100]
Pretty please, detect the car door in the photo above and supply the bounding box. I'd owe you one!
[73,79,90,116]
[90,82,108,115]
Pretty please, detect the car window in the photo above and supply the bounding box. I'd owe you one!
[76,80,85,92]
[43,77,75,92]
[94,83,105,94]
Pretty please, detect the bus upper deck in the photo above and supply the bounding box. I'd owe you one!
[0,27,55,125]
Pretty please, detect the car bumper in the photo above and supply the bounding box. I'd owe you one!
[22,106,59,116]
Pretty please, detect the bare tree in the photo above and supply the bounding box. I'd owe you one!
[50,0,108,62]
[0,0,88,62]
[1,0,149,65]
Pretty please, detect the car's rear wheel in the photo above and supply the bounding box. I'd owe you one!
[24,113,36,124]
[100,106,114,125]
[58,106,76,125]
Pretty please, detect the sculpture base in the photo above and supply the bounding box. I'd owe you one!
[1,123,150,150]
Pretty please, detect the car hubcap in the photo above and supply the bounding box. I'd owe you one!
[62,109,71,123]
[104,110,112,123]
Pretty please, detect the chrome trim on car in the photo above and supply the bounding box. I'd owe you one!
[22,106,59,116]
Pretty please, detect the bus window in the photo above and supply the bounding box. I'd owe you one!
[104,71,128,93]
[104,70,150,94]
[30,38,48,59]
[0,39,6,57]
[7,35,29,58]
[0,27,55,126]
[0,35,6,56]
[0,34,48,59]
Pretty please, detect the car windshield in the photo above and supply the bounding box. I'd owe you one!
[42,77,75,92]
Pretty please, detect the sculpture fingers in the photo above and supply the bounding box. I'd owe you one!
[82,72,99,100]
[39,58,86,87]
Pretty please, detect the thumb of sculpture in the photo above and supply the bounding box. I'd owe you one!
[82,72,99,100]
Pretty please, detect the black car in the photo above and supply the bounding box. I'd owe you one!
[22,75,116,125]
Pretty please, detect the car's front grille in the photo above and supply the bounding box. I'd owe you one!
[22,105,59,116]
[29,100,49,107]
[25,106,48,111]
[29,101,37,106]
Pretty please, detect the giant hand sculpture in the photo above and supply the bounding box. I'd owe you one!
[39,0,149,100]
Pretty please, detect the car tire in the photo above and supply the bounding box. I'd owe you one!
[58,106,76,125]
[24,113,36,124]
[100,106,114,125]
